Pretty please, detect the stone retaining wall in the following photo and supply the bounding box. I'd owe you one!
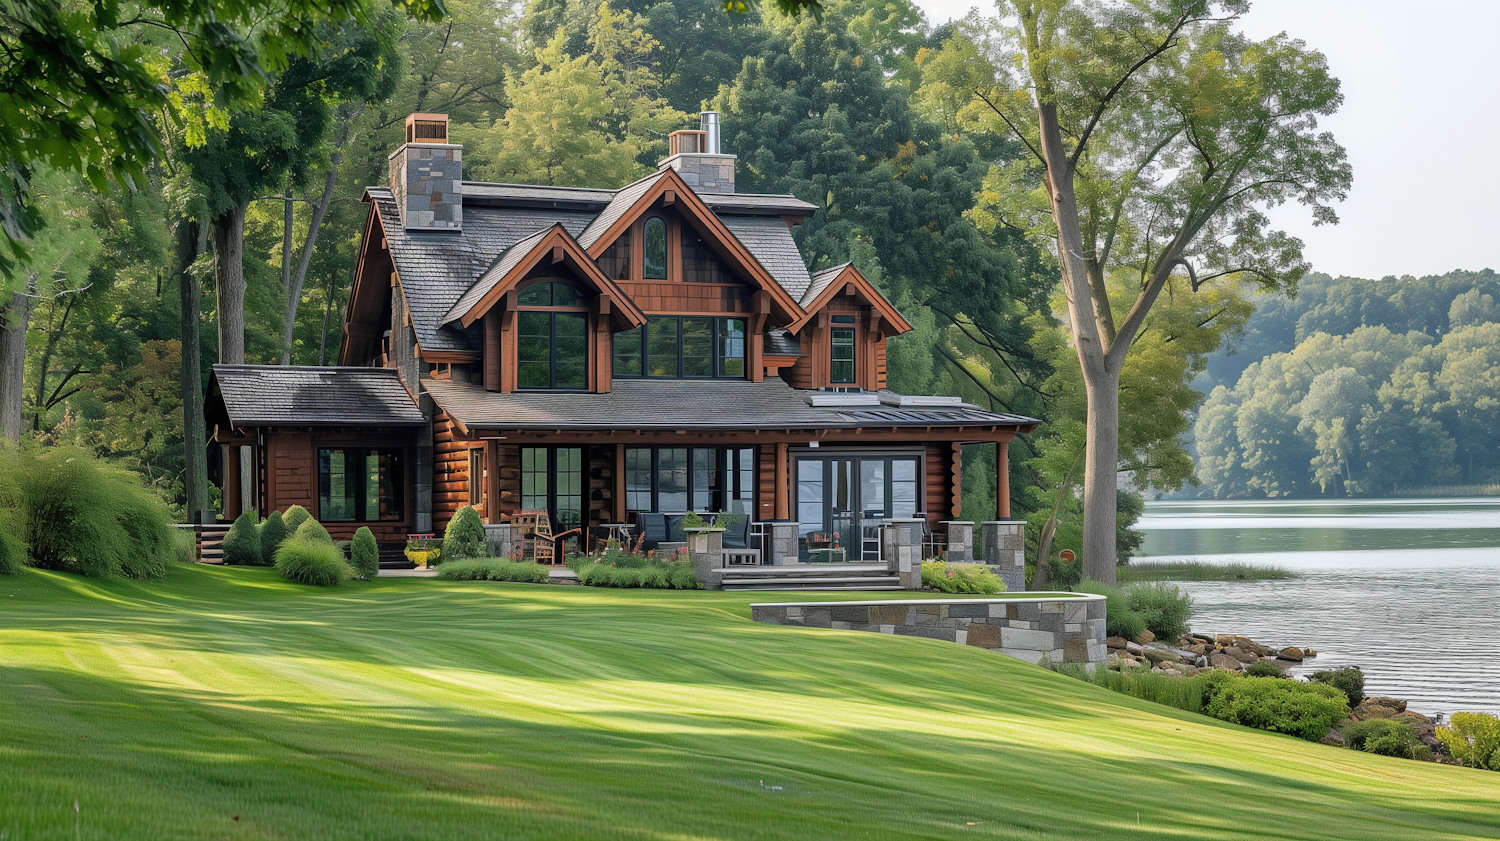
[751,595,1108,667]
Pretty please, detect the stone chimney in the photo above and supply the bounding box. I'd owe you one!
[389,113,463,231]
[659,111,735,194]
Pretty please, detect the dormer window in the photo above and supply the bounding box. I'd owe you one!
[517,281,587,390]
[643,217,668,279]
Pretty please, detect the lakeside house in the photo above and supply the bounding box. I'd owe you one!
[204,112,1038,577]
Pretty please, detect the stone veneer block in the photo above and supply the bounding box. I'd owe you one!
[1001,626,1056,651]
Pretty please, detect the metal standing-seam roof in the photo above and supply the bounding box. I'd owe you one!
[423,377,1037,431]
[211,365,426,427]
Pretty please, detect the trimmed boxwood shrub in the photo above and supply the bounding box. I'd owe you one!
[1204,675,1348,741]
[5,447,174,578]
[1310,667,1364,708]
[293,518,333,544]
[435,558,550,583]
[443,505,486,562]
[350,526,379,578]
[922,560,1005,594]
[275,536,352,586]
[282,504,312,534]
[258,510,287,566]
[222,511,261,566]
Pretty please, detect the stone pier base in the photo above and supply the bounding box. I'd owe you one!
[981,520,1027,592]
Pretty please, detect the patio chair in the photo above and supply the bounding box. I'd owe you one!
[636,512,668,552]
[720,516,760,566]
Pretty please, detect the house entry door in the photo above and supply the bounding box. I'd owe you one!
[796,453,922,562]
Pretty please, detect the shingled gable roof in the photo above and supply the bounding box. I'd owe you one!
[788,263,914,335]
[209,365,425,428]
[441,224,647,330]
[573,167,807,323]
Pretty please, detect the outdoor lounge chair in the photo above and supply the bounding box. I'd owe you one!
[636,513,668,552]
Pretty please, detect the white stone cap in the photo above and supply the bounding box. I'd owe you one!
[389,141,463,161]
[750,593,1103,608]
[657,152,738,168]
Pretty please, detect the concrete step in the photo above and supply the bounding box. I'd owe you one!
[721,575,900,586]
[722,575,903,591]
[723,583,906,592]
[720,564,891,578]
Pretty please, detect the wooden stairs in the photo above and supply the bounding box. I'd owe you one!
[195,524,231,564]
[719,563,902,592]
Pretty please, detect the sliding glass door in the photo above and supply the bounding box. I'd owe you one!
[794,451,921,562]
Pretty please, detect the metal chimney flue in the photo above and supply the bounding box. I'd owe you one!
[701,111,721,155]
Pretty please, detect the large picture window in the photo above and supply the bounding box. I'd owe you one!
[521,447,584,530]
[318,448,403,522]
[613,316,746,379]
[518,311,587,389]
[831,314,856,384]
[625,446,755,514]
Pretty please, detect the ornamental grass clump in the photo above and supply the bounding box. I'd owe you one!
[350,527,380,578]
[275,535,353,586]
[443,505,486,563]
[4,447,174,578]
[258,510,287,566]
[221,511,261,566]
[435,558,550,583]
[1075,581,1146,641]
[921,560,1005,594]
[1125,583,1193,640]
[566,546,699,589]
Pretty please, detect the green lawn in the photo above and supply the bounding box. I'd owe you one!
[2,566,1497,840]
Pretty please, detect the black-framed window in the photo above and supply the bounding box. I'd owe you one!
[318,448,403,522]
[613,316,747,379]
[518,311,587,389]
[644,217,668,279]
[831,314,856,384]
[518,281,583,307]
[521,447,584,530]
[625,446,755,514]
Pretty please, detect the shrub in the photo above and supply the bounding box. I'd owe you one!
[1205,677,1349,741]
[275,536,352,586]
[168,526,195,565]
[922,560,1005,594]
[350,527,380,578]
[443,505,486,562]
[1125,583,1193,640]
[258,510,287,566]
[282,504,312,534]
[1436,712,1500,769]
[0,530,25,575]
[1344,719,1422,759]
[293,518,332,544]
[570,553,699,589]
[221,511,261,566]
[1310,667,1365,708]
[1244,660,1287,678]
[436,558,550,583]
[1076,581,1146,641]
[5,447,175,578]
[1045,552,1083,589]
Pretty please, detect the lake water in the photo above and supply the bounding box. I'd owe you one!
[1137,498,1500,716]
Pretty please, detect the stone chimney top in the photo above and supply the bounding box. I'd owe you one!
[389,113,463,231]
[659,111,735,194]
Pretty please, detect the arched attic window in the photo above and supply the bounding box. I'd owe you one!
[643,217,667,279]
[516,281,588,390]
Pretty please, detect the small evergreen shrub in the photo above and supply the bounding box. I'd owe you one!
[1125,583,1193,640]
[293,518,333,544]
[1343,719,1422,759]
[275,536,352,586]
[1076,581,1146,641]
[1436,712,1500,770]
[1204,676,1348,741]
[1310,667,1365,708]
[442,505,486,562]
[436,558,550,583]
[0,530,25,575]
[282,504,312,534]
[6,447,175,578]
[350,527,380,578]
[1244,660,1287,678]
[258,510,287,567]
[922,560,1005,594]
[222,511,261,566]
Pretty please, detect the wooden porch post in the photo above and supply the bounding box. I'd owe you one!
[996,440,1010,519]
[614,444,627,522]
[774,442,790,520]
[487,442,502,524]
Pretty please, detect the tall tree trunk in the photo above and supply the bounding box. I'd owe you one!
[281,157,339,365]
[212,203,247,365]
[177,219,210,518]
[0,288,30,445]
[1080,362,1121,584]
[280,184,292,362]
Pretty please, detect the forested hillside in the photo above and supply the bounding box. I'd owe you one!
[1191,271,1500,497]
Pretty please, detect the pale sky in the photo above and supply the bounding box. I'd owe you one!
[910,0,1500,280]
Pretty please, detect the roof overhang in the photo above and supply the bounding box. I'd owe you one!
[789,264,913,335]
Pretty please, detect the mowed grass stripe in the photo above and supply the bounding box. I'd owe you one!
[0,565,1497,840]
